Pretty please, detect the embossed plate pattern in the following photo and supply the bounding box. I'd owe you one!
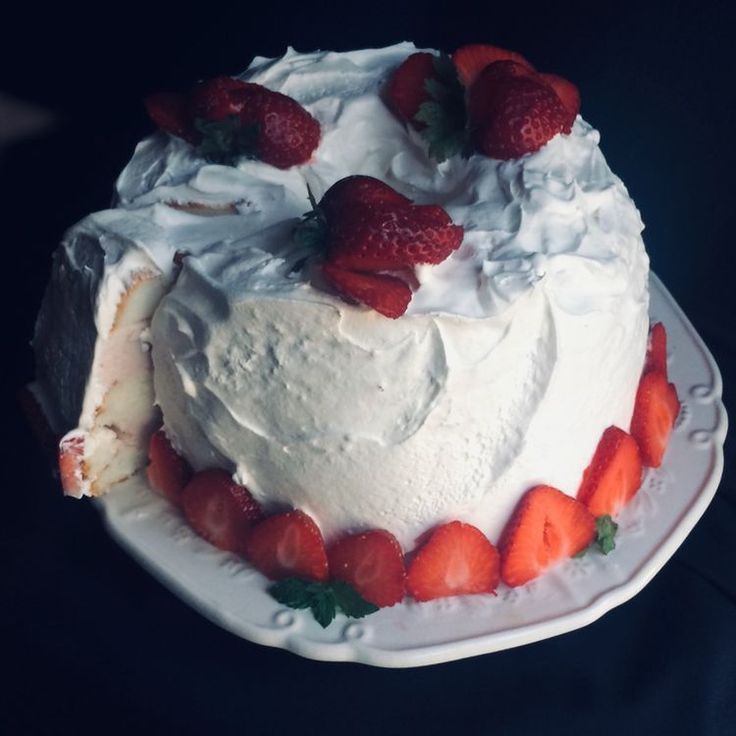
[98,273,728,667]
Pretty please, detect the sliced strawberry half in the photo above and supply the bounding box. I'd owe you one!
[386,52,438,128]
[538,73,580,131]
[146,428,193,506]
[406,521,500,601]
[327,530,406,608]
[499,485,596,588]
[577,426,643,517]
[58,433,86,496]
[181,469,262,554]
[630,371,680,468]
[322,264,413,319]
[453,43,535,88]
[644,322,668,377]
[244,510,329,582]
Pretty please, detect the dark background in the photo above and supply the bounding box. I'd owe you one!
[4,1,735,734]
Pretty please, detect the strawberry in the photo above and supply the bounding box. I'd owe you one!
[58,433,85,496]
[181,469,262,554]
[406,521,500,601]
[244,510,329,582]
[385,52,438,128]
[630,371,680,467]
[327,530,406,608]
[322,264,413,319]
[538,73,580,131]
[319,175,410,220]
[144,92,198,143]
[326,200,464,271]
[644,322,668,377]
[188,76,255,122]
[309,175,463,318]
[499,485,596,588]
[146,428,193,506]
[469,69,570,159]
[236,86,321,169]
[453,43,535,88]
[146,77,320,168]
[577,426,643,517]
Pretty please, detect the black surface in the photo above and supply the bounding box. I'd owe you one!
[4,2,735,734]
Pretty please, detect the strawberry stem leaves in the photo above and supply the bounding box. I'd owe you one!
[269,577,379,628]
[293,184,329,250]
[195,115,259,165]
[415,53,469,162]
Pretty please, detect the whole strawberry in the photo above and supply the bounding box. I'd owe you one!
[145,75,320,169]
[300,176,463,318]
[322,176,464,271]
[469,64,570,159]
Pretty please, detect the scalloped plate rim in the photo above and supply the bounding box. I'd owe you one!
[96,272,728,668]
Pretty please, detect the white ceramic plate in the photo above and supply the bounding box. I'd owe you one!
[97,273,728,668]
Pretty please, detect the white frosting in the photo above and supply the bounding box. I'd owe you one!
[145,44,649,546]
[35,43,649,544]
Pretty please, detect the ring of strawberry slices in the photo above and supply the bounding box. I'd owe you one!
[59,45,669,627]
[141,322,679,626]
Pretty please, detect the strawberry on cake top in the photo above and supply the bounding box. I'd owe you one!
[33,42,676,619]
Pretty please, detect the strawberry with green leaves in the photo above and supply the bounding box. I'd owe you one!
[296,175,464,318]
[145,76,320,169]
[385,53,468,162]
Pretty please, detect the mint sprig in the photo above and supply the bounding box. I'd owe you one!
[574,514,620,558]
[269,577,379,628]
[195,115,259,165]
[414,53,469,162]
[594,515,618,555]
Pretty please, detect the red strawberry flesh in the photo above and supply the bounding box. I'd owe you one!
[322,264,413,319]
[181,469,262,554]
[499,485,596,587]
[146,428,193,506]
[385,52,438,128]
[328,530,406,607]
[577,426,642,517]
[406,521,500,601]
[644,322,668,376]
[469,71,569,159]
[538,73,580,131]
[244,510,329,582]
[453,44,535,88]
[630,371,680,467]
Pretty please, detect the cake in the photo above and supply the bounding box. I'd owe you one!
[32,42,680,621]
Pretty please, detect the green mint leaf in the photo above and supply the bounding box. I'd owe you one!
[269,578,315,610]
[330,581,379,619]
[310,586,338,628]
[414,54,468,164]
[595,515,619,556]
[268,578,378,628]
